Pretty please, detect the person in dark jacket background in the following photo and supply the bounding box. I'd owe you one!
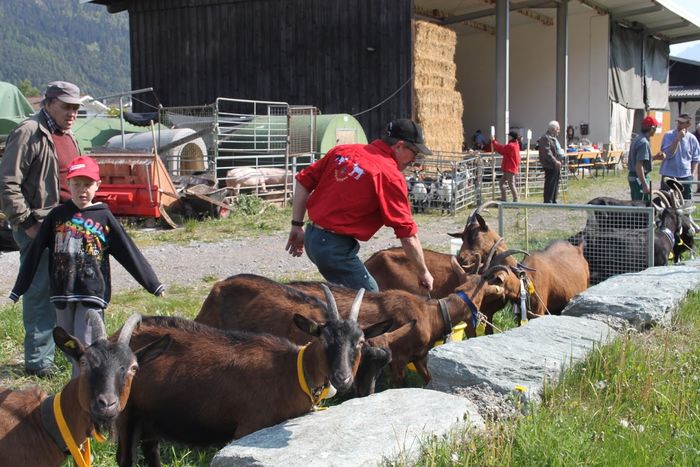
[10,156,164,377]
[538,120,564,203]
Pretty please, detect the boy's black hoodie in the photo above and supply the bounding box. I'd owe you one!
[10,201,164,308]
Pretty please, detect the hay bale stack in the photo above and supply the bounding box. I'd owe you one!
[414,21,464,155]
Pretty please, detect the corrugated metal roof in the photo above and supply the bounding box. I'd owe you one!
[413,0,700,44]
[669,86,700,100]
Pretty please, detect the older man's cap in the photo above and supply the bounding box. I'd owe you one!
[45,81,81,105]
[386,119,433,155]
[677,113,691,123]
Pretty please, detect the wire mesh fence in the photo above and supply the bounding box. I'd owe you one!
[492,202,655,285]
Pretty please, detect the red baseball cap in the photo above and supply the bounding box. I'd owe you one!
[66,156,100,181]
[642,116,659,128]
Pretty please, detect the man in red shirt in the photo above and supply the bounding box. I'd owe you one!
[492,131,522,202]
[286,119,434,293]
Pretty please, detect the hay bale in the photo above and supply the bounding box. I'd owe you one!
[414,20,464,155]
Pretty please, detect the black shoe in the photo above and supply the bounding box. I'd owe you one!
[25,365,58,378]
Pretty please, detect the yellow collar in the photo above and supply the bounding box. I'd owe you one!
[296,343,331,410]
[53,391,105,467]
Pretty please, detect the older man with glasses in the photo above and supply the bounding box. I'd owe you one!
[286,118,434,293]
[659,113,700,200]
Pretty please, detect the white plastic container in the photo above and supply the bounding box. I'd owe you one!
[450,238,462,256]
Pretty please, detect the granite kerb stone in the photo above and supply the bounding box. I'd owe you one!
[426,315,617,397]
[562,260,700,329]
[211,388,484,467]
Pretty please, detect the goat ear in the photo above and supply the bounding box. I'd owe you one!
[134,335,171,366]
[293,313,321,337]
[54,327,85,361]
[362,319,393,339]
[450,256,468,282]
[447,231,462,238]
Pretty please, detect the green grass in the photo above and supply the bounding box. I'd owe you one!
[387,290,700,467]
[125,194,291,247]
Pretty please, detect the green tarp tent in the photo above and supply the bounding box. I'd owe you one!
[0,81,34,119]
[0,82,34,142]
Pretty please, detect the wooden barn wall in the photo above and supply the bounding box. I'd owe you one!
[128,0,414,140]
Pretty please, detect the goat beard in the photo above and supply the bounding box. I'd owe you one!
[92,417,117,440]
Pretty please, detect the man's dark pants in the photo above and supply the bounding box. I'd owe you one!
[543,167,560,203]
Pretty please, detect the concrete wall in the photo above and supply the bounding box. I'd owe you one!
[455,10,610,147]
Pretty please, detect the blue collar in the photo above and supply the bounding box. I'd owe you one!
[456,291,479,331]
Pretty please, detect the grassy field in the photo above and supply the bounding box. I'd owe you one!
[391,290,700,467]
[1,173,697,466]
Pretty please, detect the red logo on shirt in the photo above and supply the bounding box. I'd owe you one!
[334,154,364,182]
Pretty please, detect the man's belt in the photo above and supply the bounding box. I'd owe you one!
[308,221,338,234]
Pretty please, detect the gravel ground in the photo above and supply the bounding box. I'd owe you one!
[0,215,467,298]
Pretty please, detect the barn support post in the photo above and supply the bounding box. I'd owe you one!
[495,0,510,142]
[556,0,569,148]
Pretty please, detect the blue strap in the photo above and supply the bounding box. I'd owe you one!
[456,291,479,330]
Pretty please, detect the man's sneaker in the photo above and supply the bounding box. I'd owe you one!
[25,365,58,378]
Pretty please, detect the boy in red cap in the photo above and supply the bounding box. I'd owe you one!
[9,156,165,377]
[628,116,663,201]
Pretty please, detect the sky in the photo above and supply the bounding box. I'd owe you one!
[666,0,700,61]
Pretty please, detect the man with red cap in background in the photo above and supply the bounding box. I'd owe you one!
[628,115,663,202]
[0,81,82,377]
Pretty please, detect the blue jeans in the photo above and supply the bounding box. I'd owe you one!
[56,303,104,378]
[304,223,378,292]
[13,228,56,371]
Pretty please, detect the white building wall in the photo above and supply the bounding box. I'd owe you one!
[455,10,610,148]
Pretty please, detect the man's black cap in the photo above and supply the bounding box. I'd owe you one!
[386,119,433,155]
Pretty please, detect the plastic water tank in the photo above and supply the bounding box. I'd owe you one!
[105,128,207,176]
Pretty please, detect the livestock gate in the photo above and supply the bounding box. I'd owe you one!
[160,98,318,205]
[490,202,655,285]
[406,153,478,215]
[406,149,571,215]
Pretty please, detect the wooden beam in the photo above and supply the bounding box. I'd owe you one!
[441,0,556,25]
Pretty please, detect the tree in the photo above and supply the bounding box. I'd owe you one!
[17,79,41,97]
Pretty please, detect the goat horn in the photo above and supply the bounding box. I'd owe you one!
[689,218,700,234]
[650,190,669,208]
[488,248,529,269]
[481,264,512,278]
[466,200,501,227]
[87,309,108,342]
[118,313,143,345]
[467,253,481,274]
[483,238,506,270]
[320,283,340,321]
[349,288,365,322]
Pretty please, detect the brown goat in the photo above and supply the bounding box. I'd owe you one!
[365,205,518,336]
[454,240,589,322]
[0,313,168,467]
[195,274,401,397]
[365,206,510,299]
[287,280,501,386]
[116,304,392,467]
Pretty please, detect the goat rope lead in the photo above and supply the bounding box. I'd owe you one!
[52,391,104,467]
[296,343,330,411]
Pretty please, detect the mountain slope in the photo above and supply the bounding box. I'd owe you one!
[0,0,129,97]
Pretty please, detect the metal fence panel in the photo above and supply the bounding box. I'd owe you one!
[495,202,654,285]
